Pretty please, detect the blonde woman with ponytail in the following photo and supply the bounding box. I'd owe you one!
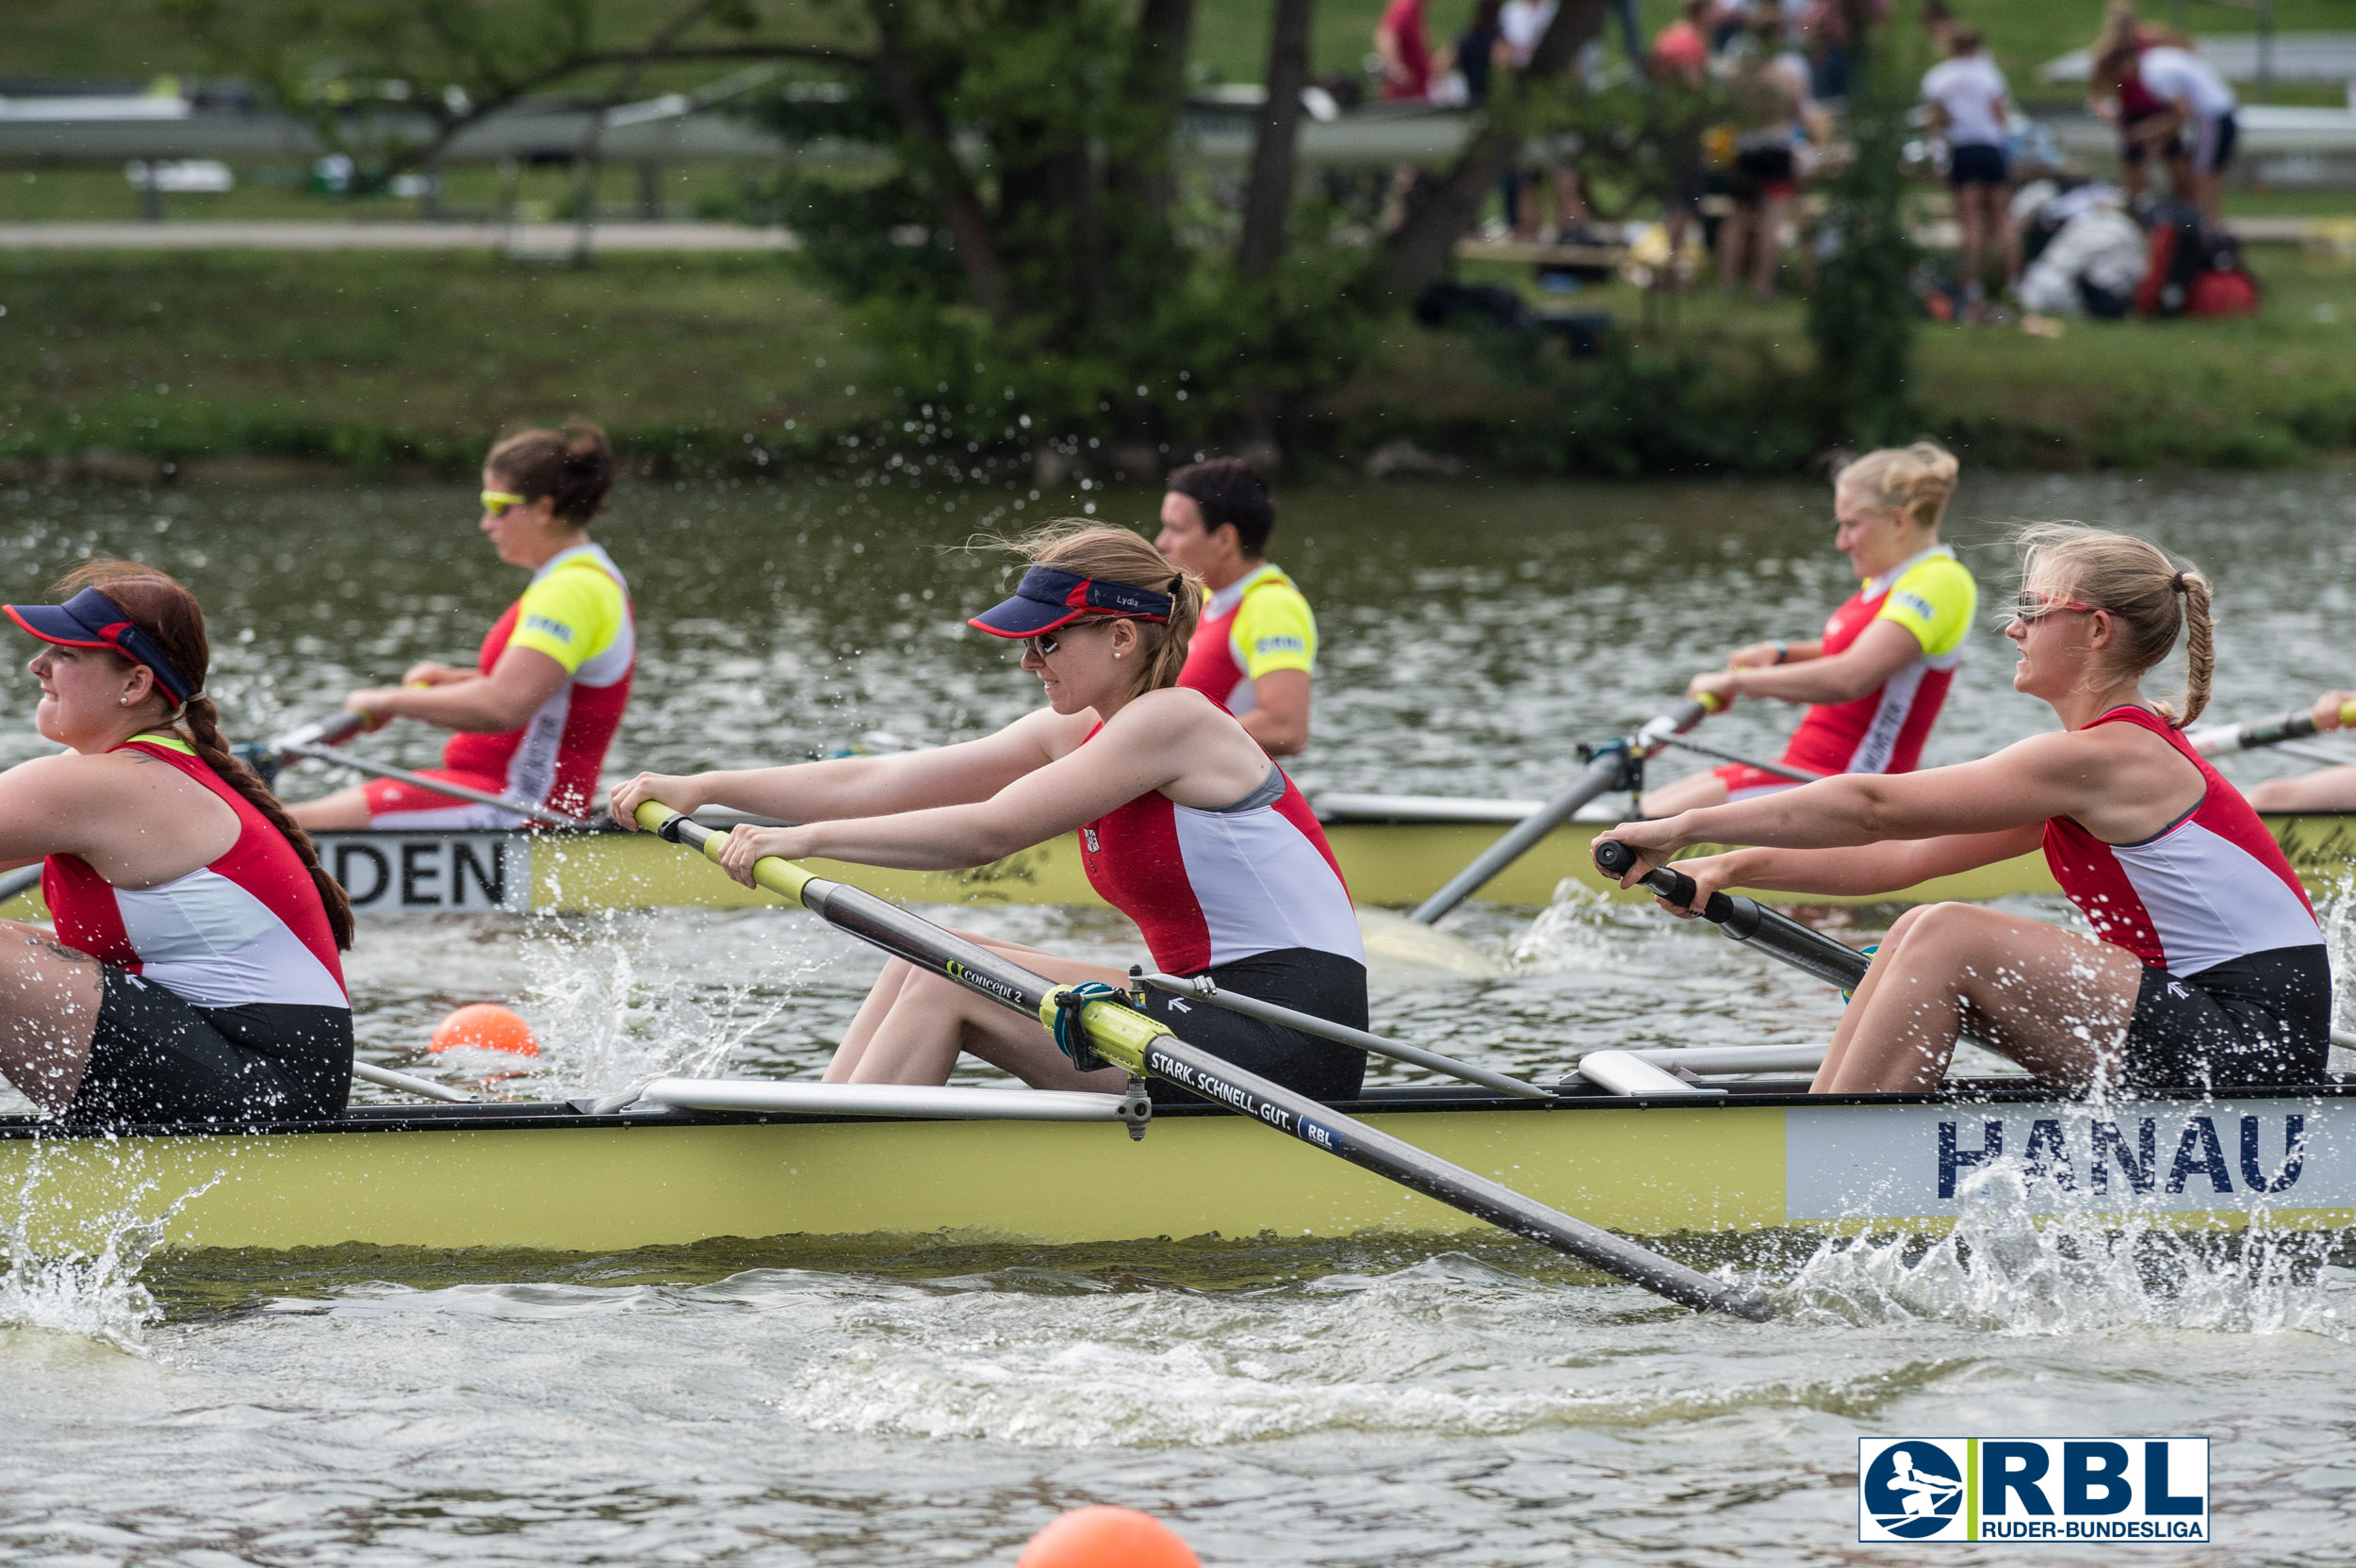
[610,524,1368,1101]
[1644,442,1977,816]
[1599,525,2331,1097]
[0,562,353,1123]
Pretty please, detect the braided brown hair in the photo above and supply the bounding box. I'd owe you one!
[53,561,356,949]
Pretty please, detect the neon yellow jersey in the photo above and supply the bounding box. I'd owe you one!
[1177,563,1316,716]
[1873,548,1976,659]
[508,545,632,677]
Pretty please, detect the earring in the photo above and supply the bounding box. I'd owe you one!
[1114,651,1123,660]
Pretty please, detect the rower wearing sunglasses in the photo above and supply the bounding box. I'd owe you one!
[609,523,1368,1102]
[1598,525,2329,1097]
[289,421,633,831]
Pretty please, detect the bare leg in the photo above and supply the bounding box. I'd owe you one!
[1638,769,1731,819]
[2247,766,2356,812]
[824,931,1132,1092]
[1811,903,2143,1094]
[287,785,374,830]
[0,921,106,1113]
[1752,195,1790,299]
[1956,188,1985,311]
[1718,209,1750,296]
[1991,185,2022,292]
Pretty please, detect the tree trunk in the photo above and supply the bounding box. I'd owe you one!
[1237,0,1313,276]
[1107,0,1196,222]
[867,1,1013,322]
[1370,0,1606,298]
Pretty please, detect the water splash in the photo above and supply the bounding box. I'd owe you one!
[1778,1162,2351,1339]
[0,1144,221,1352]
[1507,877,1626,972]
[508,912,794,1096]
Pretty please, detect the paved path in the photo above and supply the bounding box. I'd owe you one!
[0,220,796,251]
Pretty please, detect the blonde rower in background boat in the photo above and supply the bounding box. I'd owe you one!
[289,421,632,830]
[1641,443,1978,816]
[609,523,1368,1103]
[1600,525,2331,1097]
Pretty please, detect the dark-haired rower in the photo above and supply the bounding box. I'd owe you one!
[0,564,353,1123]
[290,420,634,829]
[1154,458,1316,757]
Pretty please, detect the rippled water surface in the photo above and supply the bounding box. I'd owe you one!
[5,470,2356,1564]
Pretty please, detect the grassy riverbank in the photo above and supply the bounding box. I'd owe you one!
[1,246,2349,481]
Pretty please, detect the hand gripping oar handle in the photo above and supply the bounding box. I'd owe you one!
[1411,698,1715,925]
[1591,840,1869,993]
[635,800,1772,1321]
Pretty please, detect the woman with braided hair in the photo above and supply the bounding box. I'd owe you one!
[0,562,353,1123]
[609,523,1367,1102]
[1600,525,2330,1097]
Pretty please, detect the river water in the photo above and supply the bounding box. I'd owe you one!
[3,470,2356,1564]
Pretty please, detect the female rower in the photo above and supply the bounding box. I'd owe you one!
[0,563,354,1122]
[608,524,1367,1102]
[1600,525,2329,1096]
[288,420,632,829]
[1641,443,1977,816]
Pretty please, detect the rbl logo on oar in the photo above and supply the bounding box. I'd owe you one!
[1857,1437,2208,1543]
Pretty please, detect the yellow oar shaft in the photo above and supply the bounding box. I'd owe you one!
[631,798,1773,1321]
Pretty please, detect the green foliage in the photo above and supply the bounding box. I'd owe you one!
[739,1,1378,452]
[1805,25,1920,447]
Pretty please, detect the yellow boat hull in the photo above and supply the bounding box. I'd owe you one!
[0,812,2347,920]
[2,1089,2342,1256]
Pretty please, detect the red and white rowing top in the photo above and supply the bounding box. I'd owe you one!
[45,736,349,1009]
[2042,706,2322,975]
[1075,730,1363,975]
[1783,546,1976,779]
[442,543,635,816]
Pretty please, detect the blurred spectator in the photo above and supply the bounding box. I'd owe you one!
[1499,0,1593,239]
[1652,0,1716,285]
[2012,181,2145,318]
[1443,0,1507,106]
[1920,0,1955,54]
[2137,43,2236,224]
[1719,0,1815,298]
[2088,2,2192,207]
[1921,25,2020,317]
[1800,0,1887,101]
[1375,0,1435,101]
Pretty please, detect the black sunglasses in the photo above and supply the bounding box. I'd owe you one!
[1023,619,1119,659]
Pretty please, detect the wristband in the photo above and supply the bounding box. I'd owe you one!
[1771,640,1789,665]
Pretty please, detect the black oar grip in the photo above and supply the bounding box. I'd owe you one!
[1594,840,1741,923]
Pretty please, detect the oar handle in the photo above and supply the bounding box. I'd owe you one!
[1591,840,1869,991]
[638,801,818,906]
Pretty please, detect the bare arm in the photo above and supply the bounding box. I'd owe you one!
[707,690,1270,882]
[1662,825,2044,909]
[1693,618,1927,708]
[347,646,570,733]
[1598,724,2201,886]
[1238,669,1311,757]
[610,709,1075,827]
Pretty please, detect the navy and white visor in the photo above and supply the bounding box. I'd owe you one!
[968,565,1175,639]
[5,587,201,704]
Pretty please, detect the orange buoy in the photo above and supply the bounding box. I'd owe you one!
[429,1004,539,1057]
[1017,1506,1199,1568]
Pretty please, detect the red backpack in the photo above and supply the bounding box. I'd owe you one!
[2136,202,2260,318]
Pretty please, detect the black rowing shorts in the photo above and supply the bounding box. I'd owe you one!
[2121,945,2331,1092]
[1137,947,1368,1107]
[65,968,353,1127]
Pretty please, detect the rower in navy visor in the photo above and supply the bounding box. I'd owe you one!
[612,523,1367,1102]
